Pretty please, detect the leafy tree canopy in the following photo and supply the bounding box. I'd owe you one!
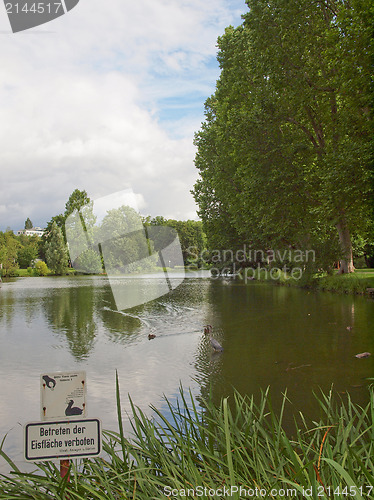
[193,0,373,273]
[64,189,91,218]
[0,231,20,276]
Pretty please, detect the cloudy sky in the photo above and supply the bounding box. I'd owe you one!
[0,0,246,232]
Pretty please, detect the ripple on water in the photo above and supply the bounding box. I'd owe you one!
[0,277,373,473]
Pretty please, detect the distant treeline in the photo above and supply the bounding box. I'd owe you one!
[0,190,208,277]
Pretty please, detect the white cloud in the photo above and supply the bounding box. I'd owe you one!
[0,0,246,231]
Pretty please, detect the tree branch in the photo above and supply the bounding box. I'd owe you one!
[286,117,320,151]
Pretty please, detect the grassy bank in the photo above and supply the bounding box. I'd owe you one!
[316,269,374,294]
[0,377,373,499]
[243,268,374,295]
[8,267,374,295]
[4,268,79,278]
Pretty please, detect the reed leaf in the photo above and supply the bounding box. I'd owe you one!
[0,382,373,499]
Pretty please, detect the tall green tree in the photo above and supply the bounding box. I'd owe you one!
[45,222,69,275]
[24,217,33,230]
[64,189,90,218]
[0,231,20,276]
[42,189,91,259]
[98,206,153,273]
[17,244,38,268]
[16,234,40,268]
[193,0,373,273]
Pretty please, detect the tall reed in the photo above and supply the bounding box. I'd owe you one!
[0,376,373,499]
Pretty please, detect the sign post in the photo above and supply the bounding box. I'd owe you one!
[60,459,70,481]
[39,371,88,484]
[25,371,101,489]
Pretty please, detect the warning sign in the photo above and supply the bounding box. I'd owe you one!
[25,419,101,461]
[40,371,86,420]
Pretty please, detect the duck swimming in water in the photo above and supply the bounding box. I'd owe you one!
[203,325,224,352]
[355,352,371,359]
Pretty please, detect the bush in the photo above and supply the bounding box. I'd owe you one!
[33,261,50,276]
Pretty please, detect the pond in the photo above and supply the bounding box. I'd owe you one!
[0,275,373,473]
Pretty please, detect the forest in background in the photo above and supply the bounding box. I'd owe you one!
[0,189,206,277]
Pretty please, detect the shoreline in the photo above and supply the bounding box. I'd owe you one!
[235,267,374,296]
[3,267,374,297]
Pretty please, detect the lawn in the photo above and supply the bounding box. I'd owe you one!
[316,269,374,293]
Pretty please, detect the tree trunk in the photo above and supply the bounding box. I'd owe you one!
[336,218,355,273]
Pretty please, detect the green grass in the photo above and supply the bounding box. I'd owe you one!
[0,375,374,499]
[14,268,31,277]
[242,267,374,295]
[316,269,374,294]
[3,268,79,278]
[352,269,374,284]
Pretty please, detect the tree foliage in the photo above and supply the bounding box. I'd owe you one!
[33,261,50,276]
[24,217,33,229]
[143,216,207,266]
[0,231,44,274]
[0,231,20,276]
[45,222,69,275]
[74,249,102,274]
[96,206,153,273]
[43,189,90,243]
[64,189,91,218]
[17,243,38,268]
[193,0,373,273]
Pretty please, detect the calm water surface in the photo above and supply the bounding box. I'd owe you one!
[0,275,373,472]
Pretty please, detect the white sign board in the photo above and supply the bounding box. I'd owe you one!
[25,419,101,461]
[41,371,86,420]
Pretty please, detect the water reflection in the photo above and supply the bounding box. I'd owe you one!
[43,284,98,360]
[194,281,374,419]
[0,276,373,473]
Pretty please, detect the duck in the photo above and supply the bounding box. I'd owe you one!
[203,325,224,352]
[65,400,83,416]
[210,337,224,352]
[355,352,371,359]
[148,333,156,340]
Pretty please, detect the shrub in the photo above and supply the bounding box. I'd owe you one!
[33,261,50,276]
